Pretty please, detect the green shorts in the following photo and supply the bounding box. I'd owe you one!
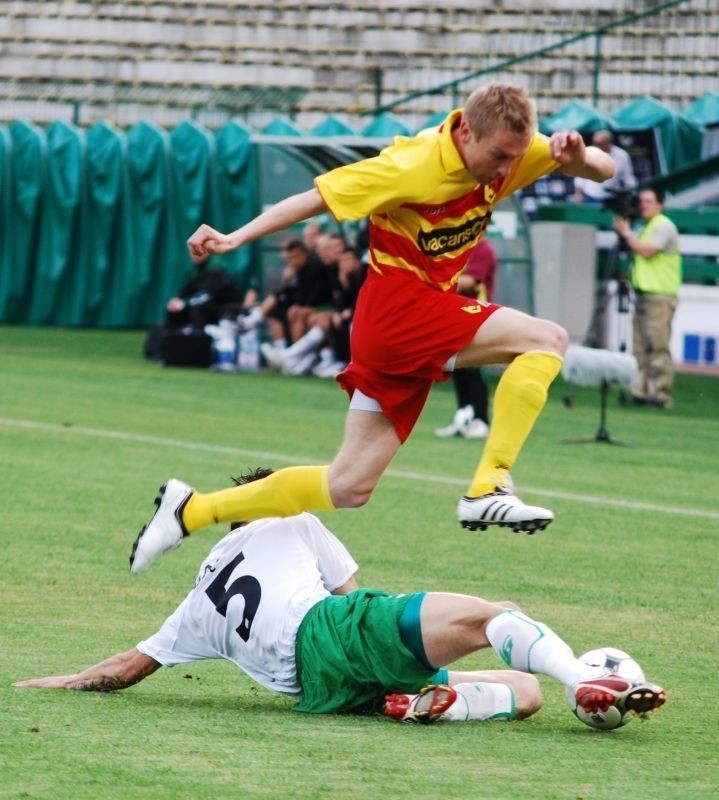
[294,589,439,714]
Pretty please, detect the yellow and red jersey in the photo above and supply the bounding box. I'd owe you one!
[315,109,558,291]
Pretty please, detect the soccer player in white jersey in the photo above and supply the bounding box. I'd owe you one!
[17,471,666,726]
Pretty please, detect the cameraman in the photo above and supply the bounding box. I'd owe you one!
[613,188,682,409]
[574,130,637,205]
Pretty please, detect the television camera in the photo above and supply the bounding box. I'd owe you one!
[602,188,640,220]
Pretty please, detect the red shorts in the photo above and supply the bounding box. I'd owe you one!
[337,269,501,442]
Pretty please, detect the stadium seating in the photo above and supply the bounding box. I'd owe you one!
[1,1,717,130]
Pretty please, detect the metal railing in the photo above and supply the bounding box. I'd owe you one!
[364,0,708,116]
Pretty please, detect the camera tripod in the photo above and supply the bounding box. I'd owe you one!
[560,375,633,446]
[560,240,635,446]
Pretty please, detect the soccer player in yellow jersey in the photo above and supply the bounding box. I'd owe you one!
[130,83,615,574]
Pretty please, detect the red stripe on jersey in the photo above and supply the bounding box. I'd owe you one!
[402,180,504,223]
[369,221,474,288]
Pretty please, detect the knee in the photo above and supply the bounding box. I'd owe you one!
[540,320,568,356]
[514,318,568,358]
[494,599,522,613]
[331,487,373,509]
[513,673,543,719]
[328,472,375,509]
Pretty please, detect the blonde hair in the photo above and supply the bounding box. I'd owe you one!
[464,83,537,140]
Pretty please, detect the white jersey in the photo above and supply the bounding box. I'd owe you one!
[137,514,358,696]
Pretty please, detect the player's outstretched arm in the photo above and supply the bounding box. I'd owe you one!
[188,188,328,262]
[550,130,615,182]
[14,648,161,692]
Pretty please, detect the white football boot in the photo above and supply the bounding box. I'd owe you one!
[461,418,489,439]
[130,479,194,574]
[260,342,287,371]
[457,475,554,534]
[435,405,475,438]
[574,675,667,717]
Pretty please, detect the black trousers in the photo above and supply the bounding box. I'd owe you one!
[453,367,489,423]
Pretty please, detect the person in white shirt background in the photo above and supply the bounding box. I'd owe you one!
[575,130,637,205]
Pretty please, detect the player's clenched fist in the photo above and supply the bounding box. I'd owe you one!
[187,224,236,261]
[548,130,587,166]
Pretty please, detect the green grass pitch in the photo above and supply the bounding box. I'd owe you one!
[1,325,717,800]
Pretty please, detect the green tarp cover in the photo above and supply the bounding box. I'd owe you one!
[416,111,450,132]
[83,122,128,327]
[310,116,357,137]
[610,95,704,172]
[2,122,45,323]
[683,92,719,127]
[361,112,411,138]
[539,100,615,135]
[0,120,257,327]
[261,117,302,136]
[213,121,256,279]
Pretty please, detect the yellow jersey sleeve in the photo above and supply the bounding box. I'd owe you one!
[315,132,466,222]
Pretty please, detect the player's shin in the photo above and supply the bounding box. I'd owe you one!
[467,350,562,496]
[441,682,516,721]
[485,609,594,688]
[183,466,335,530]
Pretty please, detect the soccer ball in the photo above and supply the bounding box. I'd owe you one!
[566,647,645,731]
[579,647,645,682]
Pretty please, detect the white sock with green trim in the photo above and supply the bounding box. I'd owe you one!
[485,610,596,688]
[441,682,516,721]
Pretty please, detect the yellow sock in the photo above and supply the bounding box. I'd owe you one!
[182,465,335,532]
[467,350,562,497]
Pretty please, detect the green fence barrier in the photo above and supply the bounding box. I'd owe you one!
[1,122,44,322]
[0,120,258,328]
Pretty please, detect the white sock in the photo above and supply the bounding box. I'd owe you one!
[318,346,334,365]
[242,306,264,328]
[284,326,325,359]
[485,610,596,688]
[441,682,516,722]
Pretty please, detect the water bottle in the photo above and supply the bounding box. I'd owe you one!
[238,329,261,372]
[206,319,238,372]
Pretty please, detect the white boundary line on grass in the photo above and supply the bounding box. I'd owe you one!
[2,416,718,521]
